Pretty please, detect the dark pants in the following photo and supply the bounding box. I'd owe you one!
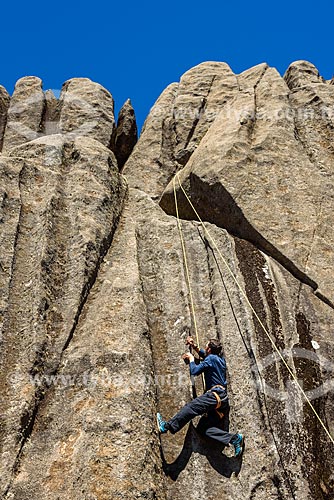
[167,388,237,446]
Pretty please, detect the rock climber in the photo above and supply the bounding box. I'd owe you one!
[157,336,244,457]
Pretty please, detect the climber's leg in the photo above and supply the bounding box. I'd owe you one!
[158,391,218,434]
[196,400,236,445]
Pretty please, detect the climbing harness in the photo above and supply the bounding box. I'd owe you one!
[209,385,228,418]
[173,172,334,447]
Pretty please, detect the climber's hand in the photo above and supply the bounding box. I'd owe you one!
[186,336,195,347]
[182,353,194,364]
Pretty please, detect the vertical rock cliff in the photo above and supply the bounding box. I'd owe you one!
[0,62,333,499]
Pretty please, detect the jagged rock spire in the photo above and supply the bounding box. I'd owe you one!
[0,85,10,151]
[113,98,138,169]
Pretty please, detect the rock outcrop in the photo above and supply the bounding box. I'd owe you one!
[2,76,45,152]
[58,78,116,148]
[0,85,10,151]
[0,63,333,500]
[113,98,138,169]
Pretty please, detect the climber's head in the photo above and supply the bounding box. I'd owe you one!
[206,338,222,356]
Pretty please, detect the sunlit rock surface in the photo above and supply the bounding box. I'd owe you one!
[1,64,333,499]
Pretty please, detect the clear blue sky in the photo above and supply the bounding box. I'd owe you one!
[0,0,332,133]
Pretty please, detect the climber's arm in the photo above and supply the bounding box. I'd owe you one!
[182,353,210,377]
[185,336,205,358]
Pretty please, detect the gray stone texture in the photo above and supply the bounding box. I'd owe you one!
[2,77,45,152]
[0,85,10,151]
[58,78,116,147]
[113,98,138,169]
[1,63,333,499]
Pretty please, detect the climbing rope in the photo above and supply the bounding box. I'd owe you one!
[173,176,200,346]
[174,172,334,446]
[173,175,205,392]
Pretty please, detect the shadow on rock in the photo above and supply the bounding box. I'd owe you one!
[161,423,244,481]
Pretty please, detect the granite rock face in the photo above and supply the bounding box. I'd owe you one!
[160,62,334,305]
[58,78,116,148]
[113,98,138,169]
[2,77,45,152]
[0,85,10,151]
[1,64,334,500]
[0,76,136,161]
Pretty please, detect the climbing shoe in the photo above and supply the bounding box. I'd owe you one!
[231,433,244,457]
[156,413,168,434]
